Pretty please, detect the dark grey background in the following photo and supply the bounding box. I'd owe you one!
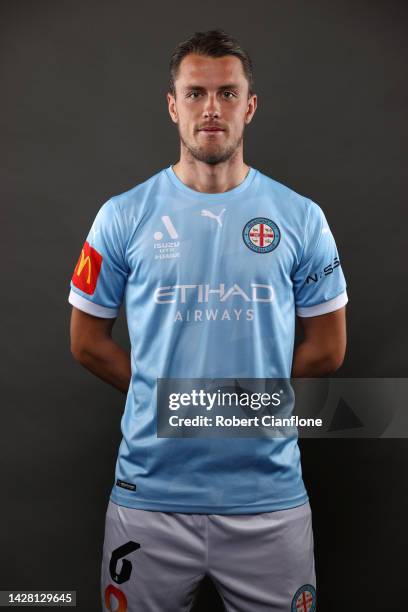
[1,0,407,610]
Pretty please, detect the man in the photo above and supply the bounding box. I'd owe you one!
[69,29,347,612]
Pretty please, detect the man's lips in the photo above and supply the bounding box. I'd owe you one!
[198,127,225,132]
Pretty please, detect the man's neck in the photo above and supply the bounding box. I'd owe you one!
[172,153,250,194]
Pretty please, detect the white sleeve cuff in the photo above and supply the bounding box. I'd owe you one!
[296,290,348,317]
[68,289,119,318]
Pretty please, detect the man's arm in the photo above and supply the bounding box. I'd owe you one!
[70,306,131,394]
[291,306,347,377]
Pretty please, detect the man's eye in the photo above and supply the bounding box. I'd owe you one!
[187,92,201,98]
[223,91,236,98]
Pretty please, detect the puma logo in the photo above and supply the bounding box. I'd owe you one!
[201,208,226,228]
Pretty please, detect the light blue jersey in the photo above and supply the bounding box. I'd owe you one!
[68,166,347,513]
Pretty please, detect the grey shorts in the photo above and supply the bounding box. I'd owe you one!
[101,500,316,611]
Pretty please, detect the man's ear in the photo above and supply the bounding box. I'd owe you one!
[167,92,178,124]
[245,93,257,125]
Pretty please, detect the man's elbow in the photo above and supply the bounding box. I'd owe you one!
[325,345,346,373]
[70,340,88,364]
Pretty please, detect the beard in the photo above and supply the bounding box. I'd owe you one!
[179,127,244,165]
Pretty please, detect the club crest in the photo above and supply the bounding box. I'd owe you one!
[242,217,281,253]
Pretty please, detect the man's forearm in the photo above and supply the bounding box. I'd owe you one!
[73,337,131,394]
[291,340,344,377]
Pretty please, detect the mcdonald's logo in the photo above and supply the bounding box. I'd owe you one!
[71,240,103,294]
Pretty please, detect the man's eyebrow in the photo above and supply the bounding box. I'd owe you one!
[182,84,241,91]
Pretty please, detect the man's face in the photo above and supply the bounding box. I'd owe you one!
[167,53,257,165]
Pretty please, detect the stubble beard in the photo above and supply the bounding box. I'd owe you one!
[179,127,244,166]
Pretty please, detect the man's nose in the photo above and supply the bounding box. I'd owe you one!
[203,94,220,118]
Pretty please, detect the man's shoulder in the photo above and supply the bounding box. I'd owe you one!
[256,169,324,223]
[256,168,311,204]
[110,167,168,211]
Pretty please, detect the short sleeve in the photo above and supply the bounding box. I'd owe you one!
[68,198,129,318]
[293,200,348,317]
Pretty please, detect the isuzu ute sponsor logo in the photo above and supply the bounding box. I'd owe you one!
[153,215,180,260]
[153,215,178,241]
[154,283,275,323]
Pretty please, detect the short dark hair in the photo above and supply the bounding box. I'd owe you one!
[169,29,254,97]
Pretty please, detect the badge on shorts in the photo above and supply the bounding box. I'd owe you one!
[291,584,316,612]
[242,217,281,253]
